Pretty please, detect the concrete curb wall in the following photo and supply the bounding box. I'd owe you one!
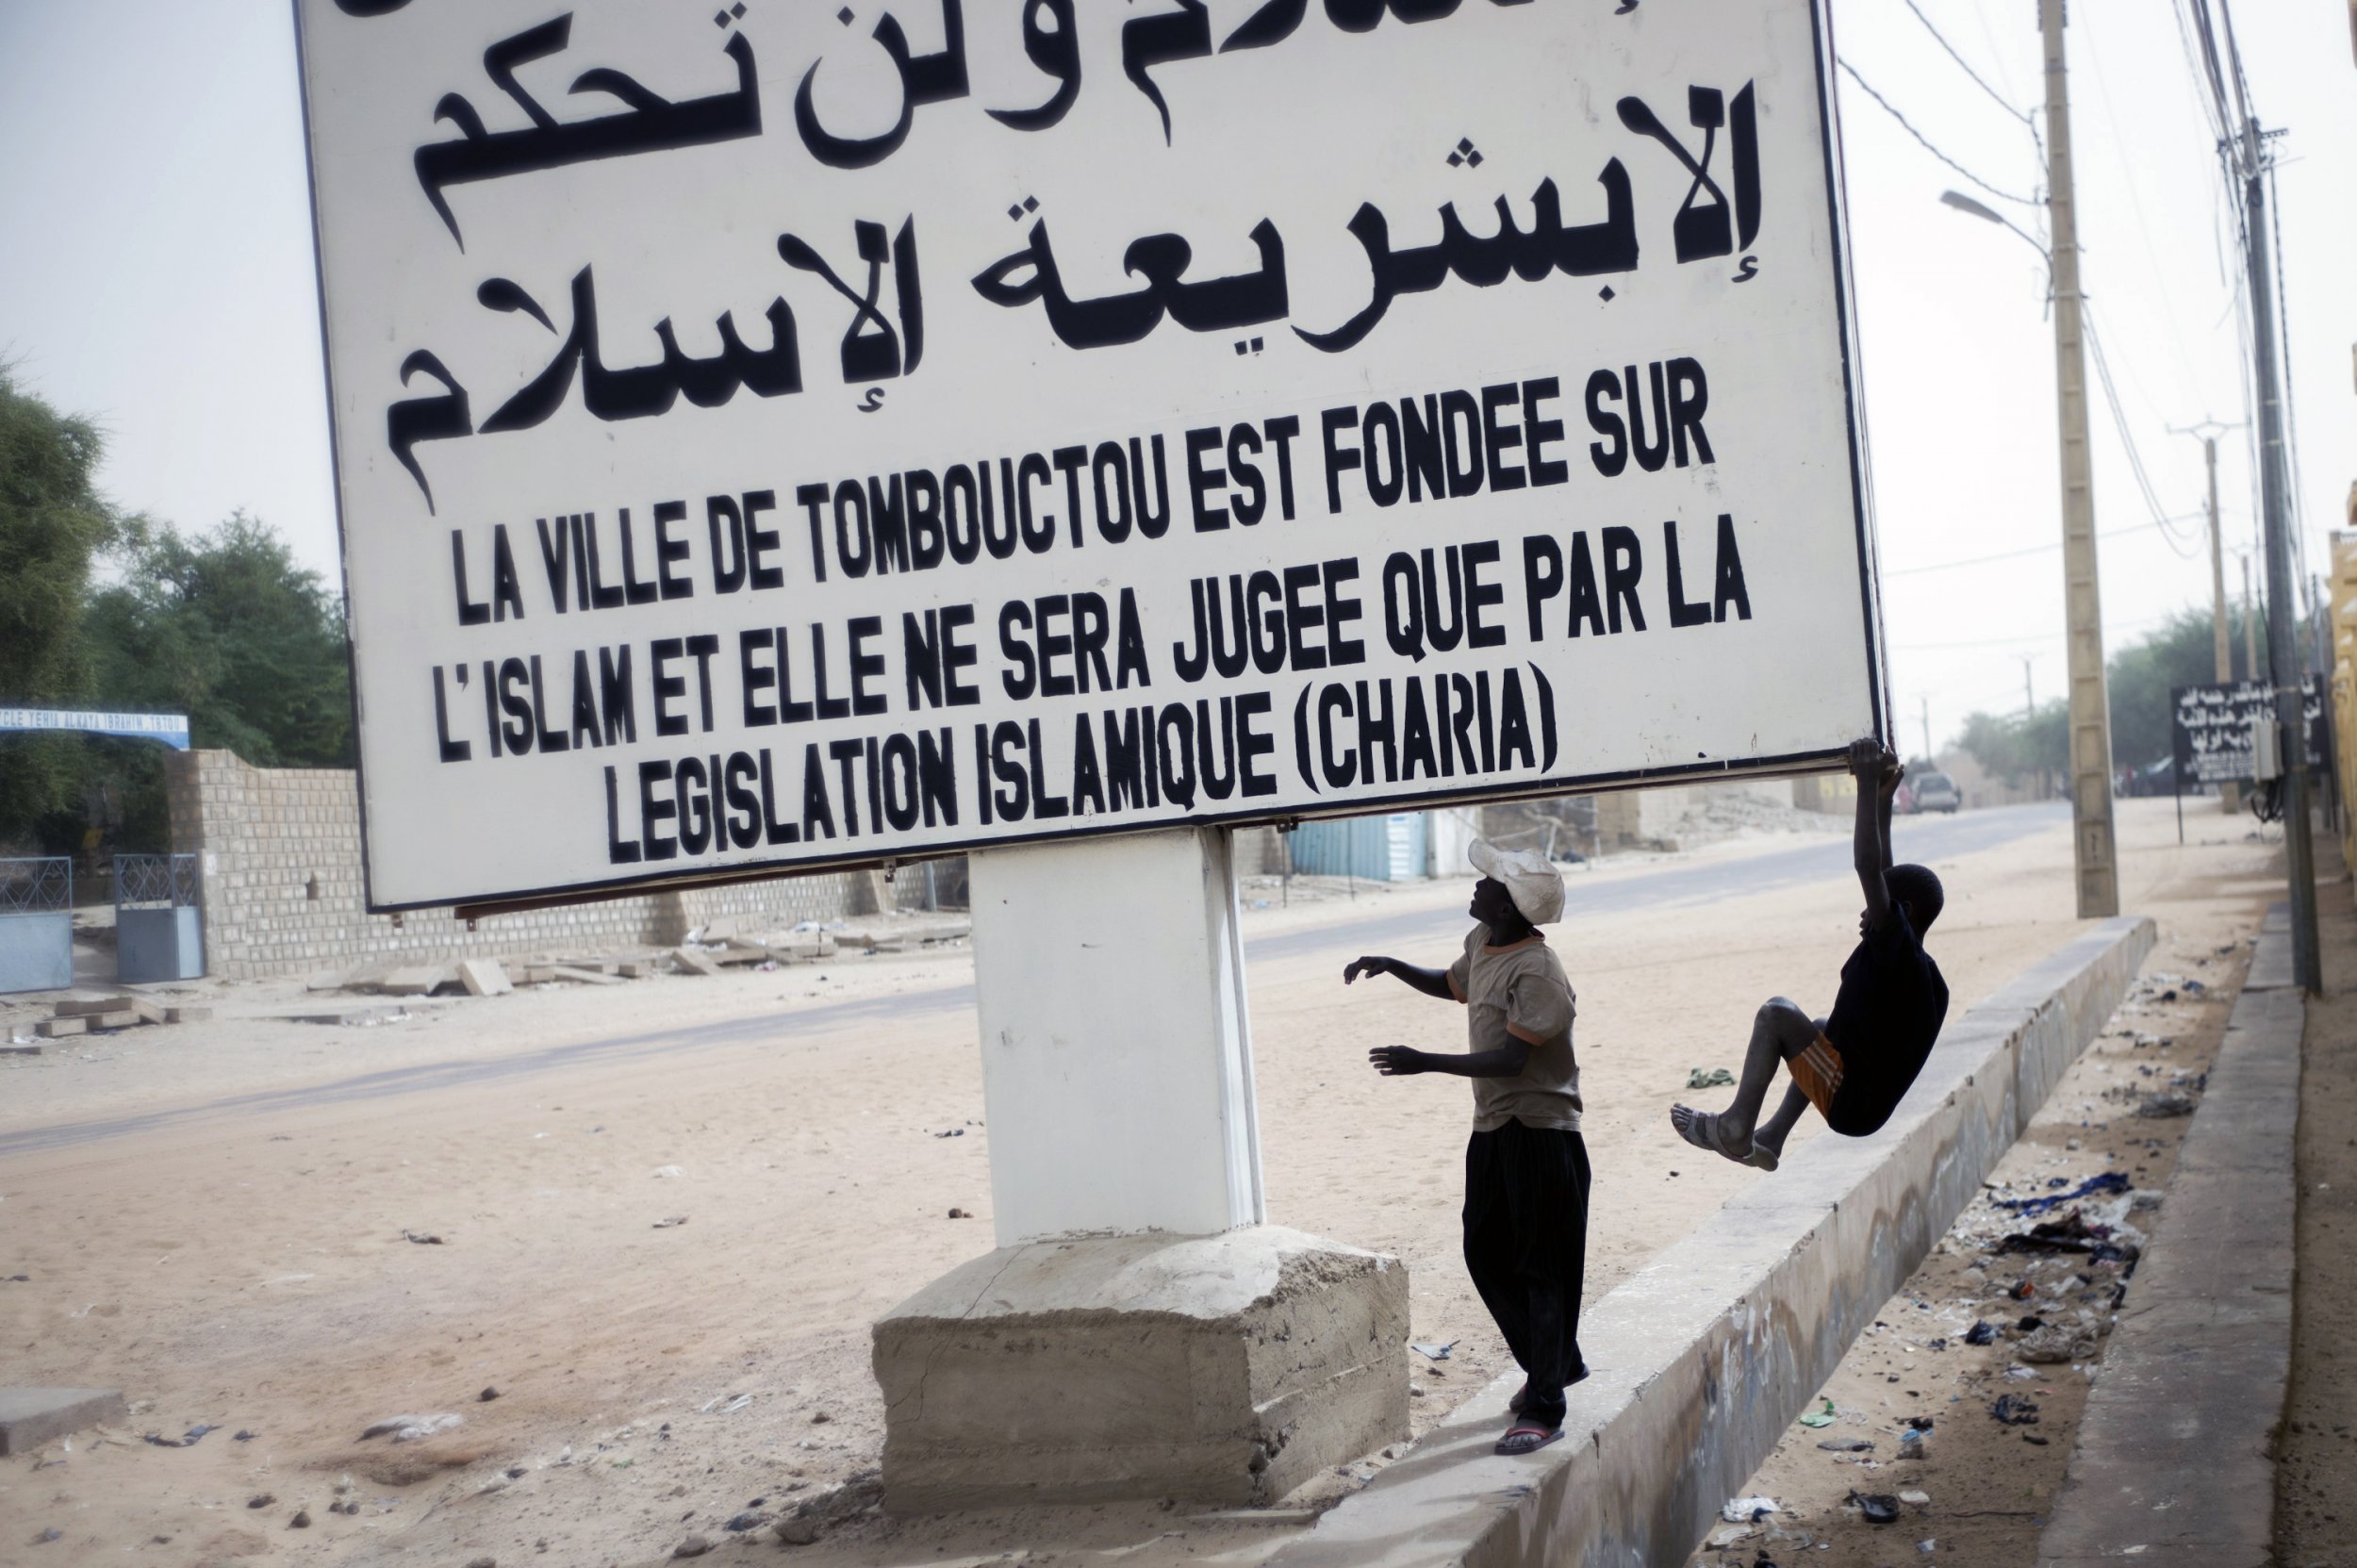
[2036,914,2299,1567]
[1270,915,2156,1568]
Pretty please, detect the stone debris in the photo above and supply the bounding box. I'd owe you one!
[377,966,448,997]
[358,1413,463,1443]
[30,995,204,1037]
[457,958,512,997]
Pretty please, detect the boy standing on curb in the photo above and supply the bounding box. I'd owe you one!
[1344,841,1587,1457]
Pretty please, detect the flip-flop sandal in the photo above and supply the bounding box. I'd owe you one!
[1743,1141,1780,1173]
[1673,1109,1752,1164]
[1495,1424,1562,1456]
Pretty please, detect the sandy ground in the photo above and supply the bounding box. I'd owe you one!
[0,799,2279,1568]
[1686,805,2284,1568]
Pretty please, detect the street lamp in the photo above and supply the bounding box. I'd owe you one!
[1939,190,2052,285]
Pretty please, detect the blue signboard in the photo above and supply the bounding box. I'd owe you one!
[0,708,192,751]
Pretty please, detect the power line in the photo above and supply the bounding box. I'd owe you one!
[1901,0,2045,166]
[1894,612,2172,654]
[1887,519,2214,578]
[1836,58,2040,207]
[2083,308,2205,558]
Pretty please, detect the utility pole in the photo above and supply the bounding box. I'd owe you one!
[2020,655,2041,798]
[1920,696,1932,763]
[2174,421,2241,811]
[2241,552,2259,680]
[2041,0,2118,917]
[2238,115,2322,992]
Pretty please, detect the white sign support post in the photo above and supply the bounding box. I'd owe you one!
[875,826,1409,1507]
[293,0,1880,1509]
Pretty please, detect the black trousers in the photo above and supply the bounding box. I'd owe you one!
[1461,1119,1591,1428]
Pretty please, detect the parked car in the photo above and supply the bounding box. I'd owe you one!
[1908,771,1961,814]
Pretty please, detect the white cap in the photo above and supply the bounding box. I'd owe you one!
[1469,839,1565,925]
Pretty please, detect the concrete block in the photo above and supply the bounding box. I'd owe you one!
[164,1005,212,1024]
[549,966,622,986]
[378,966,448,996]
[87,1010,143,1031]
[457,958,512,997]
[671,947,721,976]
[52,997,136,1017]
[0,1388,128,1455]
[34,1017,86,1039]
[874,1227,1408,1510]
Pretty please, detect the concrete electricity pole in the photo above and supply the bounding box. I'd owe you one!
[2040,0,2118,917]
[2241,552,2259,679]
[2174,421,2242,811]
[2237,115,2322,992]
[1920,696,1932,763]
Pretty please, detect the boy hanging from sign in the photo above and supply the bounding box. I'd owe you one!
[1671,737,1950,1171]
[1343,842,1588,1457]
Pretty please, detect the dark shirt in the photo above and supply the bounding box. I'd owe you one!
[1821,905,1949,1136]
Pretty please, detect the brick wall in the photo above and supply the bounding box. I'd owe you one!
[165,751,870,982]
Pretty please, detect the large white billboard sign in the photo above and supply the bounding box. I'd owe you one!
[296,0,1883,912]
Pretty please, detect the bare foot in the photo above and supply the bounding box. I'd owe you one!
[1670,1103,1755,1165]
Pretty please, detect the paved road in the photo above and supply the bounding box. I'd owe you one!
[0,803,2067,1159]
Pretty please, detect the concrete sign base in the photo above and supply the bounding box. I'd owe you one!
[874,1226,1408,1510]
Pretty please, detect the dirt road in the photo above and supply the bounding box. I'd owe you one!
[0,800,2276,1567]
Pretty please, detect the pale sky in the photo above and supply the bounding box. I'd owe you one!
[2,0,2351,761]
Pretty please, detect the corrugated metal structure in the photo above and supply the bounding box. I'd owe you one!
[1284,814,1429,882]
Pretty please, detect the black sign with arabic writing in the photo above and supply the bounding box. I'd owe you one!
[2168,678,2325,785]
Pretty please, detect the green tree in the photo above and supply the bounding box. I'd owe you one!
[2104,605,2260,767]
[1954,599,2291,791]
[86,512,353,768]
[0,367,121,844]
[1956,701,2068,785]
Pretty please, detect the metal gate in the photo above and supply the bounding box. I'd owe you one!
[115,853,205,982]
[0,858,73,994]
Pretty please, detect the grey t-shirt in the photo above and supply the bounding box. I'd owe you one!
[1447,925,1581,1132]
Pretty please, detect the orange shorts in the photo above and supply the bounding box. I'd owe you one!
[1788,1034,1846,1119]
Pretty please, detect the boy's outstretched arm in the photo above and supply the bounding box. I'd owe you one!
[1849,737,1897,926]
[1343,955,1459,1001]
[1369,1034,1533,1079]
